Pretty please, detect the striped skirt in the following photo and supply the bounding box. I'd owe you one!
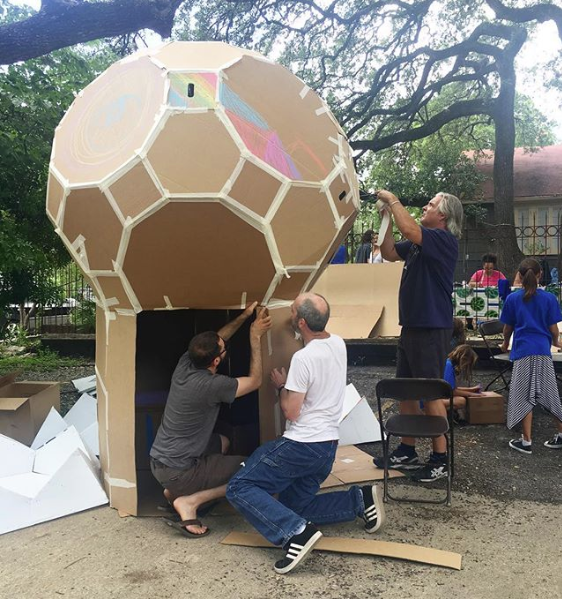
[507,354,562,429]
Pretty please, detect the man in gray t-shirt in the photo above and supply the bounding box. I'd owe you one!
[150,302,271,537]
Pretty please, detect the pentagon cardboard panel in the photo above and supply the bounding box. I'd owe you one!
[46,173,65,223]
[147,112,240,194]
[63,188,123,271]
[52,57,165,185]
[228,161,282,218]
[272,272,312,300]
[168,72,218,109]
[152,41,254,71]
[123,202,276,309]
[221,57,337,182]
[271,186,337,266]
[96,276,133,310]
[329,168,357,221]
[109,162,162,220]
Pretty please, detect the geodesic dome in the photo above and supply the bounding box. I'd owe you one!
[46,41,359,311]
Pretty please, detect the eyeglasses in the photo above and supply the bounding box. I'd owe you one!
[217,338,229,358]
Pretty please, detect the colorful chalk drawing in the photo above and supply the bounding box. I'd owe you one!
[168,73,217,109]
[220,83,313,180]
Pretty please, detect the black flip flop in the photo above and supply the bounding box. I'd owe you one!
[163,517,210,538]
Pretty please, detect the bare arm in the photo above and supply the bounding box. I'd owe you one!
[234,308,272,398]
[549,323,561,348]
[379,211,402,262]
[500,324,513,353]
[218,301,258,342]
[270,367,306,422]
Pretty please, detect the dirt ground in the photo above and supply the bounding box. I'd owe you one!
[1,363,561,599]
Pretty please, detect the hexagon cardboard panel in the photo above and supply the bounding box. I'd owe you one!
[47,41,359,311]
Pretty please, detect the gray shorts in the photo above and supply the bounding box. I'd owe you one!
[396,327,452,379]
[150,434,245,500]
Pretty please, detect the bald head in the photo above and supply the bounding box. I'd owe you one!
[294,293,330,332]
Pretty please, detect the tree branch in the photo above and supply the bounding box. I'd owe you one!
[487,0,562,40]
[0,0,184,65]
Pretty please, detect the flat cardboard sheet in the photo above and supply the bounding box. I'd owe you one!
[327,305,384,339]
[221,532,462,570]
[320,445,403,488]
[312,263,403,338]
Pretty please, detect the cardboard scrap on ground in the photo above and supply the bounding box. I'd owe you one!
[320,445,403,489]
[0,424,107,535]
[338,384,382,446]
[221,532,462,570]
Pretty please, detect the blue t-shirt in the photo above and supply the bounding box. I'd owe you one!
[443,358,456,389]
[500,289,562,360]
[395,227,458,328]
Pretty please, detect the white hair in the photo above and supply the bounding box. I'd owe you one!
[436,192,463,239]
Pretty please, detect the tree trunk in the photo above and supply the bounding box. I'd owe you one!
[489,49,524,281]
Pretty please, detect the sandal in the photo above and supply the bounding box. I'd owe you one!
[163,517,210,538]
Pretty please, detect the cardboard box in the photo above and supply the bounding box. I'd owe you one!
[466,391,505,424]
[0,373,60,446]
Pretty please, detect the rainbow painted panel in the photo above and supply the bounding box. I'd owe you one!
[220,83,302,179]
[168,73,217,109]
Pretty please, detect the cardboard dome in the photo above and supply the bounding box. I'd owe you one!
[47,41,359,310]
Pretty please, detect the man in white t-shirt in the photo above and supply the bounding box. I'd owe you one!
[226,293,385,574]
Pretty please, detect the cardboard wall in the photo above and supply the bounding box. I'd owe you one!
[312,263,404,338]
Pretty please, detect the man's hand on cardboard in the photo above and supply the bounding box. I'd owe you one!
[270,367,287,391]
[242,301,259,319]
[250,306,272,338]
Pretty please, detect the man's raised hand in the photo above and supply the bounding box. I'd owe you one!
[242,301,259,319]
[251,306,272,338]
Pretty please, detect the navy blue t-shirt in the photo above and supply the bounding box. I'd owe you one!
[395,227,458,328]
[500,289,562,360]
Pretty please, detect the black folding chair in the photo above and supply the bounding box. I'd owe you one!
[376,378,454,507]
[478,320,511,392]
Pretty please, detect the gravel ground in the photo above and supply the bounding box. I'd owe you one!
[19,361,562,504]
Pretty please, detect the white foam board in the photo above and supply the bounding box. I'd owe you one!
[339,384,363,423]
[338,397,382,446]
[71,375,96,394]
[31,407,67,450]
[0,435,34,477]
[64,393,99,456]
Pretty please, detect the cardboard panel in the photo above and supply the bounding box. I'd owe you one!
[104,313,137,515]
[222,57,338,181]
[168,72,217,109]
[312,263,404,338]
[228,160,282,217]
[221,532,462,570]
[63,188,123,271]
[327,305,383,339]
[272,272,311,301]
[154,41,259,71]
[52,57,165,184]
[467,391,505,424]
[97,276,133,310]
[272,186,337,266]
[109,162,162,220]
[329,170,356,221]
[259,307,302,442]
[46,175,65,222]
[124,203,276,309]
[147,112,240,194]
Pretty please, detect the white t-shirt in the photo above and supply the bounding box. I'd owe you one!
[283,334,347,442]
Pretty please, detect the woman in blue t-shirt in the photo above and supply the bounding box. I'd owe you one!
[500,258,562,454]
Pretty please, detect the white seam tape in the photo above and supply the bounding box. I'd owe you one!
[315,106,328,116]
[164,295,173,309]
[105,297,119,307]
[300,85,310,99]
[105,475,136,489]
[267,330,273,356]
[240,292,247,309]
[71,235,85,250]
[115,309,136,316]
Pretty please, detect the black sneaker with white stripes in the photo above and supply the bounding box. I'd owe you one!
[544,434,562,449]
[509,438,532,454]
[361,484,385,533]
[274,523,323,574]
[411,462,448,483]
[373,446,421,470]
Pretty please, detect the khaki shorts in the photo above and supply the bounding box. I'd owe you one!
[150,434,245,500]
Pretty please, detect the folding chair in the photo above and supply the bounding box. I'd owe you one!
[478,320,511,392]
[376,378,454,507]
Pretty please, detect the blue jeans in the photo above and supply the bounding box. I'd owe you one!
[226,437,364,547]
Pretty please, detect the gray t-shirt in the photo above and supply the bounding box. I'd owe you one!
[150,352,238,469]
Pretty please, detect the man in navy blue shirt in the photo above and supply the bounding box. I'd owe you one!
[374,190,464,482]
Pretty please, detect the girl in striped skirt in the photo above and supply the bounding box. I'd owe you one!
[500,258,562,454]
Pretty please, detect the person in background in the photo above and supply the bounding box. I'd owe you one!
[451,317,467,349]
[500,258,562,454]
[330,243,347,264]
[370,234,384,263]
[355,230,375,263]
[468,253,507,288]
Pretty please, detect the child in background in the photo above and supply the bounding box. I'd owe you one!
[451,317,467,349]
[440,344,481,421]
[500,258,562,454]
